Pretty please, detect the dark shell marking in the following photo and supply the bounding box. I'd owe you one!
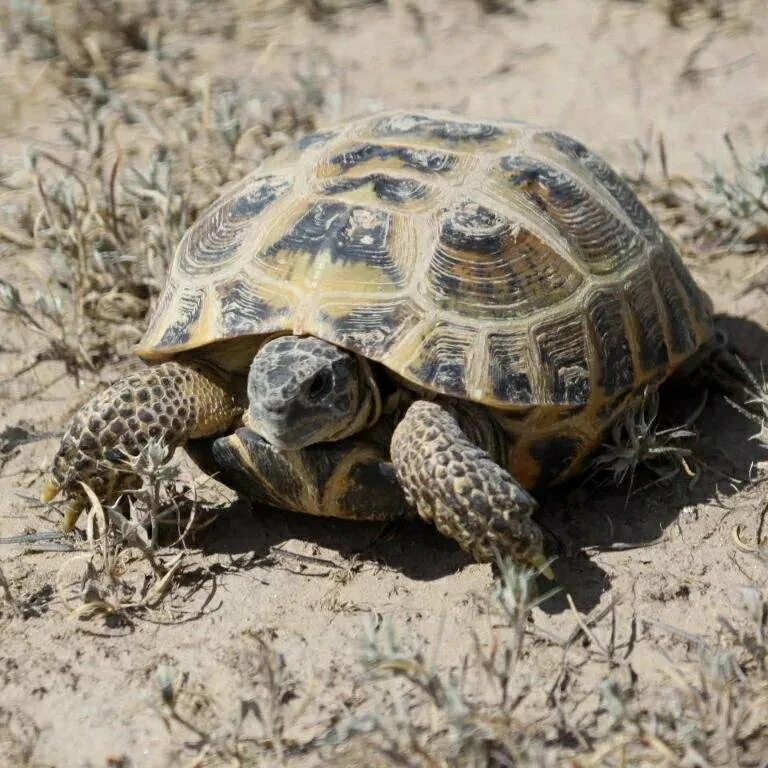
[501,156,641,275]
[264,200,402,278]
[179,176,292,272]
[407,323,475,397]
[534,312,591,405]
[667,245,712,326]
[650,253,697,355]
[295,130,338,150]
[587,290,635,395]
[329,143,457,174]
[487,332,534,404]
[217,279,289,336]
[323,174,429,204]
[318,299,422,358]
[625,271,670,370]
[425,200,583,319]
[159,288,204,348]
[537,131,658,235]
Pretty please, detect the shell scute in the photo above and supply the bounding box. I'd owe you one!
[499,155,640,275]
[486,331,534,404]
[587,290,635,396]
[373,113,503,144]
[179,175,292,274]
[317,297,422,359]
[425,199,583,320]
[535,130,658,235]
[158,287,204,348]
[533,311,592,405]
[327,143,458,175]
[405,322,475,398]
[217,279,292,336]
[272,201,391,264]
[625,271,670,371]
[323,174,429,206]
[650,253,697,356]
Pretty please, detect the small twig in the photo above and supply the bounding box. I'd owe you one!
[731,524,761,553]
[269,545,342,570]
[0,223,34,248]
[566,594,610,658]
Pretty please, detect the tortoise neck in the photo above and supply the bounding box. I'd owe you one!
[326,355,382,442]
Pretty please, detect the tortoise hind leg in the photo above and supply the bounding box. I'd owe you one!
[391,400,547,567]
[202,427,411,521]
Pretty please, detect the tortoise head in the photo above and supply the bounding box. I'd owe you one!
[247,336,378,450]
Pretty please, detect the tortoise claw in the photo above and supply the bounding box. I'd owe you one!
[40,476,60,504]
[40,477,85,532]
[62,501,85,532]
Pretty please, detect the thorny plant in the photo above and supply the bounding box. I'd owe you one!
[725,358,768,451]
[592,388,705,497]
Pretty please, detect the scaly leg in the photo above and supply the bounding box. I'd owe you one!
[390,400,546,566]
[42,361,241,527]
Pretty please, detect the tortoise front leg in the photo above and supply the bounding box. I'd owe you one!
[391,400,547,567]
[206,427,410,521]
[42,361,242,527]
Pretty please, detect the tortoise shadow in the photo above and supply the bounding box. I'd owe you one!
[536,312,767,614]
[196,497,471,581]
[195,313,767,608]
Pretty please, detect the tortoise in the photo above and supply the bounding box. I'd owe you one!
[41,110,715,569]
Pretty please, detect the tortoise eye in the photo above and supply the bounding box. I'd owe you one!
[307,371,332,401]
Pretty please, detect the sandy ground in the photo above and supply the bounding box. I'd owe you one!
[1,1,767,766]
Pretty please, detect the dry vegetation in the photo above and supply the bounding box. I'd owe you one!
[1,1,767,766]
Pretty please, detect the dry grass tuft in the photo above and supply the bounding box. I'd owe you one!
[630,133,768,265]
[323,560,559,766]
[52,438,220,626]
[0,0,325,385]
[144,629,319,765]
[317,556,768,766]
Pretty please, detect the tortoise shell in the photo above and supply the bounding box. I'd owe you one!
[136,110,713,417]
